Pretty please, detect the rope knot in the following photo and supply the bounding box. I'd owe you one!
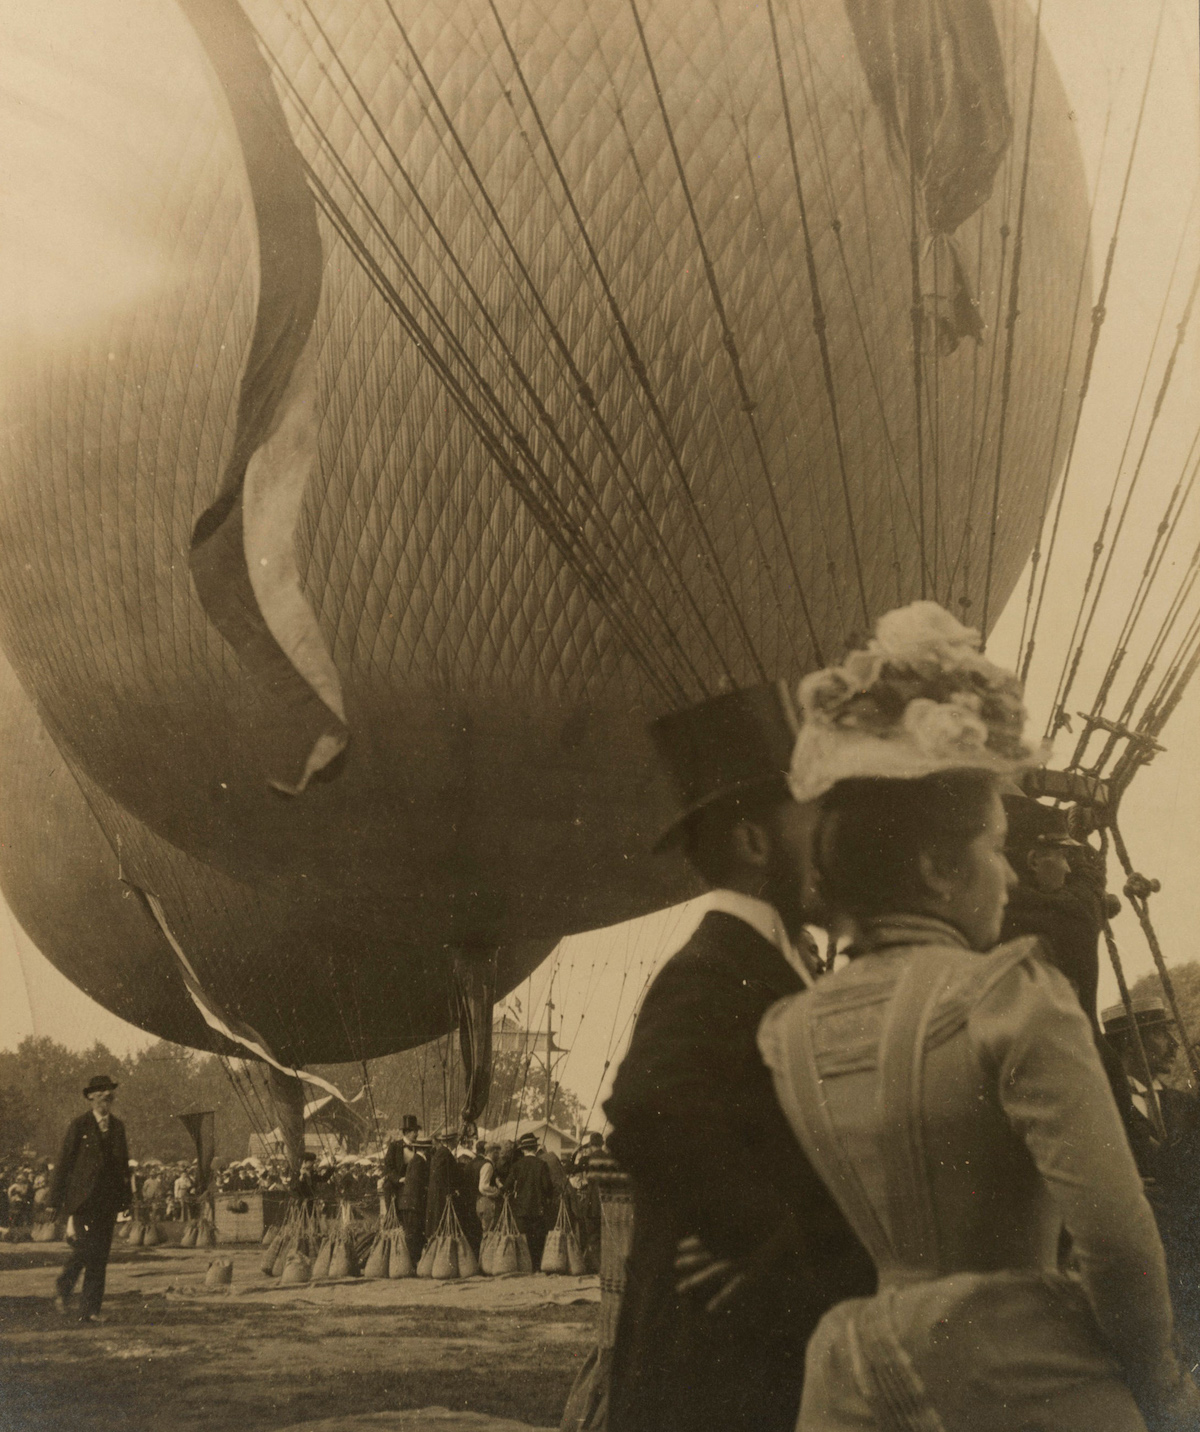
[1124,872,1161,901]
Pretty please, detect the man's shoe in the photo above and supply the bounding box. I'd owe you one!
[78,1313,106,1325]
[52,1294,71,1315]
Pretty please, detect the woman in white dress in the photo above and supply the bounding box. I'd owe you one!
[758,602,1200,1432]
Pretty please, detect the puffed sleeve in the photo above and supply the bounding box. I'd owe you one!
[968,956,1183,1394]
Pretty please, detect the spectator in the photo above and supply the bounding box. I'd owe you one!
[506,1132,554,1270]
[477,1143,502,1237]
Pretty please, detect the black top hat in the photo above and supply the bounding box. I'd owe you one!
[650,682,800,851]
[401,1114,419,1134]
[1002,795,1082,855]
[83,1075,119,1097]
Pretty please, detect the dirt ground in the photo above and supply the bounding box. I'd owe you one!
[0,1243,597,1432]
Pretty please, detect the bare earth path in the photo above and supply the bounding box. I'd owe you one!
[0,1244,595,1431]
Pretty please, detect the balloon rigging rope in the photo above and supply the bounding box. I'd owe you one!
[1013,104,1114,676]
[958,0,1023,606]
[1075,418,1200,773]
[261,42,682,705]
[1031,2,1169,734]
[979,0,1045,644]
[1082,432,1200,779]
[1051,249,1200,744]
[289,3,720,701]
[482,0,780,677]
[379,0,764,689]
[763,0,870,629]
[587,1,858,657]
[625,0,823,664]
[300,159,677,701]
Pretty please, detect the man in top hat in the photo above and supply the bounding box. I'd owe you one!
[382,1115,420,1213]
[47,1075,132,1323]
[604,685,873,1432]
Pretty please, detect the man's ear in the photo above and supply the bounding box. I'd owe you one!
[729,817,772,869]
[916,846,956,904]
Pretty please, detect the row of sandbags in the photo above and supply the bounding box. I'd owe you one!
[179,1217,217,1248]
[120,1217,166,1247]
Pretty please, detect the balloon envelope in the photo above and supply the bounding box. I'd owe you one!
[0,0,1091,1061]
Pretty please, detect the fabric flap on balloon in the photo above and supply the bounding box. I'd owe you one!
[843,0,1013,352]
[136,885,348,1103]
[180,0,347,796]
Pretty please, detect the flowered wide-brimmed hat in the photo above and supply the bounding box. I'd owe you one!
[789,601,1045,804]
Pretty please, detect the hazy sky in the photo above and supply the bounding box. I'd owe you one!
[2,0,1199,1122]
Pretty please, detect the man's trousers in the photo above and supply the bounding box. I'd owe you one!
[56,1200,119,1317]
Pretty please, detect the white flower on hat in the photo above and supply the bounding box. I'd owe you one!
[789,600,1044,802]
[901,695,989,761]
[874,601,988,671]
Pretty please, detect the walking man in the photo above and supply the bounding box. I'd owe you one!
[47,1074,132,1324]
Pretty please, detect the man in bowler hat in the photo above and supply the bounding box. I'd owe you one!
[48,1075,132,1323]
[604,684,873,1432]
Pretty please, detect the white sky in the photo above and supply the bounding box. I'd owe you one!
[3,0,1199,1123]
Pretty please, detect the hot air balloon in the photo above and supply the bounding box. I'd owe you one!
[0,0,1091,1086]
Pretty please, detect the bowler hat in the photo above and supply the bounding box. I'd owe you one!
[83,1075,119,1097]
[1101,997,1172,1036]
[651,682,800,851]
[1002,795,1082,854]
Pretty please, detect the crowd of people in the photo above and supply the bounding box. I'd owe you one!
[2,1161,53,1227]
[378,1126,604,1273]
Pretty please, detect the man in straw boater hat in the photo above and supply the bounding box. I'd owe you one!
[1102,996,1200,1363]
[1100,998,1200,1180]
[604,685,873,1432]
[47,1074,132,1323]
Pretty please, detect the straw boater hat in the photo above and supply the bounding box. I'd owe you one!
[1101,997,1173,1037]
[788,602,1045,803]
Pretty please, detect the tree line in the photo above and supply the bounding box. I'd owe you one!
[0,1034,592,1164]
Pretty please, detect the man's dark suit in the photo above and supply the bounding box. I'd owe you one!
[604,911,875,1432]
[50,1111,132,1318]
[397,1149,428,1262]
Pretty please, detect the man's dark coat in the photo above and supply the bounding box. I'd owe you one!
[50,1110,131,1319]
[49,1113,131,1216]
[603,911,875,1432]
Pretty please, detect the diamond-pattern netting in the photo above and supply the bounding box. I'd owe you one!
[0,0,1092,1059]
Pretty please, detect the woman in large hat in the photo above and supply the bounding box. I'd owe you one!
[758,602,1199,1431]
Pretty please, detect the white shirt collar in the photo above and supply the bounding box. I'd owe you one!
[706,890,815,987]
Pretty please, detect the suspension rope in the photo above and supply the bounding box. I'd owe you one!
[1036,5,1169,734]
[979,0,1045,644]
[1055,252,1200,750]
[300,155,680,702]
[1014,107,1113,677]
[479,0,779,678]
[372,0,762,689]
[625,0,825,662]
[1109,823,1200,1089]
[290,5,728,700]
[1081,425,1200,773]
[765,0,870,627]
